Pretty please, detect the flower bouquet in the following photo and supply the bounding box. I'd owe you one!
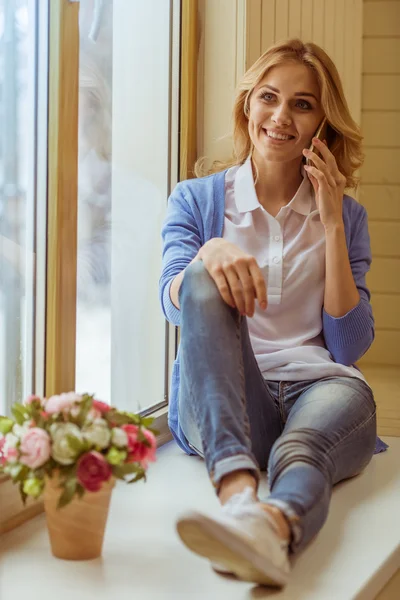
[0,392,157,560]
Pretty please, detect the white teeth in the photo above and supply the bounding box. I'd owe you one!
[267,130,292,140]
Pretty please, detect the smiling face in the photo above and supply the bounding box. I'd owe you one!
[247,62,325,166]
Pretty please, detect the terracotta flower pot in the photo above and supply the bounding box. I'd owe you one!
[43,476,115,560]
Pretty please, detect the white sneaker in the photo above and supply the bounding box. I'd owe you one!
[176,487,290,587]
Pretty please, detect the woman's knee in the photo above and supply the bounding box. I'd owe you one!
[267,430,334,488]
[180,261,223,309]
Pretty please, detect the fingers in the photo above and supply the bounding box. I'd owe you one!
[229,258,267,317]
[248,258,267,310]
[312,137,336,170]
[212,258,267,317]
[210,267,236,309]
[310,138,346,187]
[225,263,252,315]
[303,149,336,186]
[304,164,331,190]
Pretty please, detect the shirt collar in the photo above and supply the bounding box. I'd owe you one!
[234,157,313,216]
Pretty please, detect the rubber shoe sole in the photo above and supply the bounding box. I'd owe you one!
[176,512,289,588]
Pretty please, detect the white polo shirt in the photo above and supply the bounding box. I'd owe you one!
[223,157,365,382]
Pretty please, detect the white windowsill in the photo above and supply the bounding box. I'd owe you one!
[1,436,399,599]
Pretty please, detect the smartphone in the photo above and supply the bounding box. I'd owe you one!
[306,117,328,167]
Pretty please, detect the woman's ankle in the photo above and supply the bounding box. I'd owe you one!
[218,469,258,506]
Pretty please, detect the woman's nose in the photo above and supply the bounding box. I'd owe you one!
[271,104,292,126]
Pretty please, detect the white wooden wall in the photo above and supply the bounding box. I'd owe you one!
[358,0,400,367]
[246,0,363,123]
[198,0,363,164]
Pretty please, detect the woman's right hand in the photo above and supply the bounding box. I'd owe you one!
[198,238,267,317]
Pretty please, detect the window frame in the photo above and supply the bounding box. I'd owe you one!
[0,0,199,533]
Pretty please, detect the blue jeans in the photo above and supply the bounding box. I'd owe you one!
[177,262,377,553]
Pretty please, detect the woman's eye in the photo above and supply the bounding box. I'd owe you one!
[261,93,275,102]
[296,100,312,110]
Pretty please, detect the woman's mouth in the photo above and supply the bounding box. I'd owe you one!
[262,128,296,143]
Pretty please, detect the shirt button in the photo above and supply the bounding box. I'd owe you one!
[274,236,280,241]
[273,256,280,264]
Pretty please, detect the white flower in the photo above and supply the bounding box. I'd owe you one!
[12,423,30,439]
[50,423,84,465]
[82,419,111,450]
[5,433,19,448]
[111,427,128,448]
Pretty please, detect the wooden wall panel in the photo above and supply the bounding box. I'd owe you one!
[198,0,243,164]
[361,331,400,366]
[360,185,400,220]
[363,112,400,147]
[301,0,313,41]
[312,0,325,47]
[367,258,400,294]
[275,0,289,42]
[246,1,363,123]
[371,295,400,330]
[360,0,400,367]
[363,38,400,73]
[362,149,400,184]
[323,0,336,59]
[364,0,400,36]
[288,0,302,39]
[369,222,400,256]
[260,0,276,54]
[363,75,400,110]
[247,0,262,68]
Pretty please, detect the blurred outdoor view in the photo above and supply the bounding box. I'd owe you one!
[0,0,176,416]
[0,0,35,415]
[75,0,172,412]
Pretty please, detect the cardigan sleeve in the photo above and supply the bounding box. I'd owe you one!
[159,183,203,326]
[322,204,375,366]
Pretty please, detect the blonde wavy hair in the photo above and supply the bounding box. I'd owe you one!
[195,39,363,189]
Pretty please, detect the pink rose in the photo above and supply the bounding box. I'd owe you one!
[20,428,51,469]
[45,392,82,415]
[124,427,157,469]
[0,437,6,466]
[6,446,19,464]
[92,400,111,414]
[121,424,139,449]
[77,451,112,492]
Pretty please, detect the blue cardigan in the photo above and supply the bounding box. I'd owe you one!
[159,169,378,455]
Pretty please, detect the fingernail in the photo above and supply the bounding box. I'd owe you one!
[261,302,267,310]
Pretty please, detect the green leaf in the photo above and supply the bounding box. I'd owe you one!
[11,405,27,426]
[113,463,142,478]
[140,417,155,428]
[75,396,94,427]
[127,471,146,484]
[19,482,27,506]
[0,417,14,435]
[14,465,30,483]
[76,484,85,499]
[107,412,133,427]
[57,478,77,509]
[66,435,84,454]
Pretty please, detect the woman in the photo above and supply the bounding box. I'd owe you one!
[159,39,383,588]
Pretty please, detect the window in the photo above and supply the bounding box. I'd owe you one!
[0,0,47,415]
[75,0,180,413]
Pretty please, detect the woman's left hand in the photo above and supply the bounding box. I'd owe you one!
[303,138,347,231]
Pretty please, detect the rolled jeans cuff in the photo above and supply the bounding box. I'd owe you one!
[262,498,302,553]
[211,453,260,492]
